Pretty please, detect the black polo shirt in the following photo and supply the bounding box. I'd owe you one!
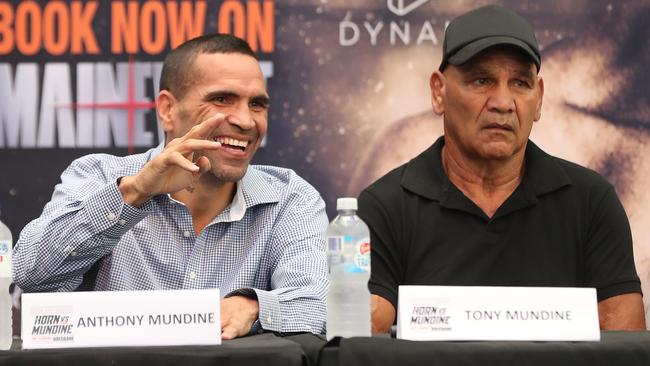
[358,137,641,309]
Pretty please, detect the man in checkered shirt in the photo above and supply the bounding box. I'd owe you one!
[13,34,329,339]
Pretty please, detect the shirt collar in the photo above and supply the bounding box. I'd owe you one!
[149,143,165,159]
[235,166,281,219]
[201,167,280,223]
[401,136,572,202]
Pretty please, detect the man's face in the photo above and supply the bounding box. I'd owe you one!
[436,47,543,162]
[168,52,269,183]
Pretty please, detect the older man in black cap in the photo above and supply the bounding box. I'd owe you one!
[358,5,645,333]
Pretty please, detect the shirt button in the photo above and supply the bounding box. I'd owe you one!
[119,219,127,226]
[189,271,197,280]
[70,251,77,257]
[267,316,273,325]
[107,212,117,221]
[183,230,191,238]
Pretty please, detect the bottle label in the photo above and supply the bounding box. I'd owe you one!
[327,236,343,253]
[327,236,343,272]
[352,238,371,272]
[0,240,11,278]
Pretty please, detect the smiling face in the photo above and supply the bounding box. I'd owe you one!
[431,46,544,163]
[160,52,269,183]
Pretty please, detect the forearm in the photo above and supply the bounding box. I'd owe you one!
[371,294,396,334]
[256,184,328,334]
[13,217,115,292]
[598,293,646,330]
[13,181,151,291]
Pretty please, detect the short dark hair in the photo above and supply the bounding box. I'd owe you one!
[159,34,257,99]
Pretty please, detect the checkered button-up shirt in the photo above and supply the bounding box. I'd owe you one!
[13,146,329,334]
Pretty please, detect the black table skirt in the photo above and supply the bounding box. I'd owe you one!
[321,331,650,366]
[3,332,650,366]
[0,333,316,366]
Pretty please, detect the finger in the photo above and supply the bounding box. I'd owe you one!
[166,151,199,173]
[221,325,238,340]
[195,156,211,175]
[184,113,225,140]
[175,139,222,155]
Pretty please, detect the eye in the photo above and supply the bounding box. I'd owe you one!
[473,78,490,86]
[208,94,232,105]
[513,79,532,89]
[250,99,270,112]
[213,96,227,104]
[250,103,263,112]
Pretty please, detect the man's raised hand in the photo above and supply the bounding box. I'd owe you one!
[118,114,224,206]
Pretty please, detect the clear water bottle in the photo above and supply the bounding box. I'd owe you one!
[326,197,371,339]
[0,220,12,350]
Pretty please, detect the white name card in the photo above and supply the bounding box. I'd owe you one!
[21,289,221,349]
[397,286,600,341]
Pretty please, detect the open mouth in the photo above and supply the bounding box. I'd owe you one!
[213,136,248,152]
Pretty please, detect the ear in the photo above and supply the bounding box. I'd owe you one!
[156,90,177,137]
[534,76,544,122]
[430,71,445,116]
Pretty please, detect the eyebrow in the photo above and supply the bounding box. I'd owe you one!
[458,66,493,80]
[513,68,535,81]
[204,90,271,105]
[204,90,238,101]
[458,65,535,81]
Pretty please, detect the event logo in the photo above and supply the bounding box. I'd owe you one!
[410,300,452,332]
[339,0,444,46]
[30,307,75,343]
[0,1,275,150]
[387,0,431,16]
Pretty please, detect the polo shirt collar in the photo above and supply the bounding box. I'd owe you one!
[401,136,571,217]
[401,137,447,201]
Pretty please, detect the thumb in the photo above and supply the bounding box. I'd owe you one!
[221,325,238,340]
[195,156,211,175]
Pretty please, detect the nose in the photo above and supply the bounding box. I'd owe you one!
[486,83,516,114]
[225,104,255,131]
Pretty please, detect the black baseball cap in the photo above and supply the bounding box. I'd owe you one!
[439,5,541,72]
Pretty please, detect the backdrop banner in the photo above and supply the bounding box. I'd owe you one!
[2,0,649,324]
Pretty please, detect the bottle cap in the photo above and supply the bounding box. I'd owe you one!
[336,197,357,211]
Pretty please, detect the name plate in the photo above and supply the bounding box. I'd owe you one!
[397,286,599,341]
[21,289,221,349]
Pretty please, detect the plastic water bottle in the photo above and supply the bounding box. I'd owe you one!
[0,220,12,350]
[326,197,371,339]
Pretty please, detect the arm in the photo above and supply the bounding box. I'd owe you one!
[372,294,396,334]
[358,188,403,334]
[598,293,646,330]
[12,160,153,292]
[585,186,645,329]
[248,184,329,335]
[13,115,225,292]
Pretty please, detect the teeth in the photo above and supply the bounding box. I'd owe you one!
[214,137,248,148]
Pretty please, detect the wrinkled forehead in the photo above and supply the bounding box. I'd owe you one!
[453,45,538,76]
